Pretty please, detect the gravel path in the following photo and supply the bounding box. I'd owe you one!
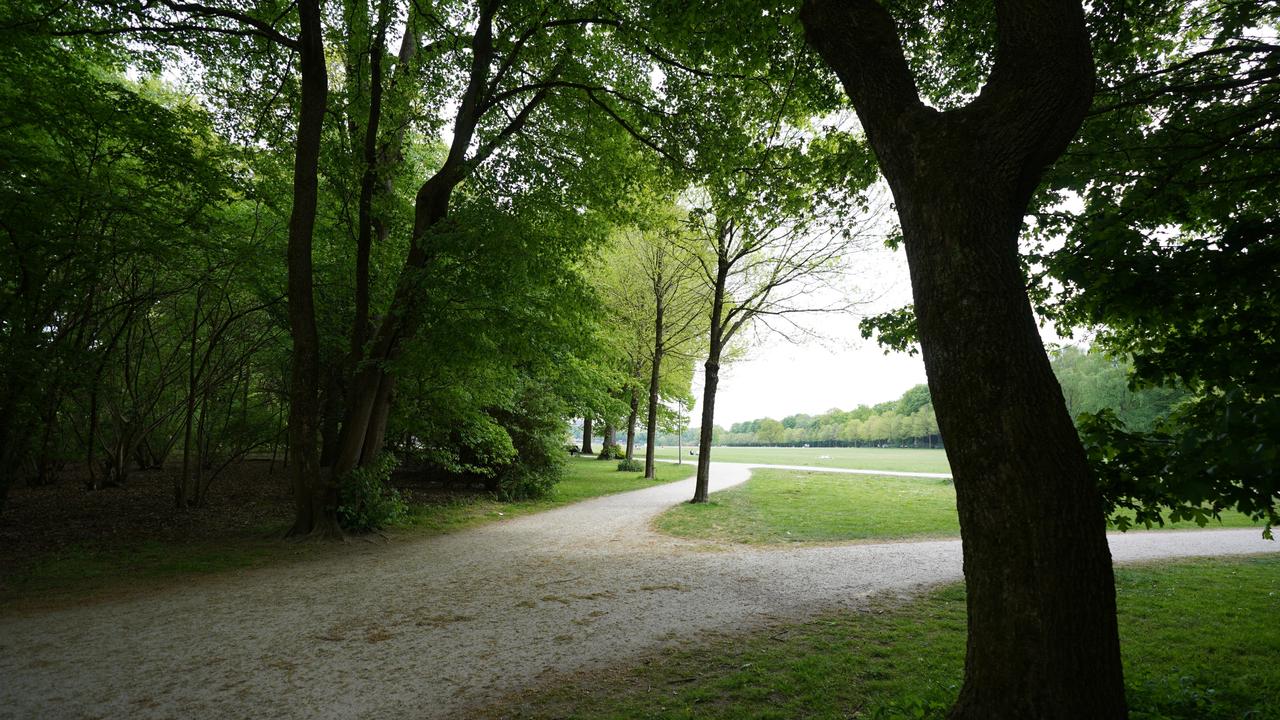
[1,461,1274,720]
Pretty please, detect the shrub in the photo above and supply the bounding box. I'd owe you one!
[616,458,643,472]
[595,444,624,460]
[337,453,407,532]
[486,382,566,501]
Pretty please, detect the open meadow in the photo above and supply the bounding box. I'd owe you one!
[656,467,1263,545]
[652,446,952,474]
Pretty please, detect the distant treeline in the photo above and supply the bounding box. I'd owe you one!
[654,346,1187,449]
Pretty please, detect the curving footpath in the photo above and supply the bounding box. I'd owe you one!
[1,462,1274,719]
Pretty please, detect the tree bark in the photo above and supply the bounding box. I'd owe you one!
[599,421,616,456]
[692,355,719,503]
[644,334,663,478]
[0,389,16,514]
[284,0,341,539]
[180,291,200,507]
[624,388,639,461]
[581,415,594,455]
[332,174,457,477]
[692,258,729,503]
[333,3,499,477]
[801,0,1125,716]
[351,4,386,368]
[318,363,344,467]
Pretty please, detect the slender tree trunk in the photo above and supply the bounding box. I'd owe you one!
[351,9,386,368]
[581,415,594,455]
[801,0,1124,715]
[644,344,663,479]
[0,390,16,514]
[692,353,719,503]
[692,262,728,503]
[318,363,344,467]
[85,381,100,489]
[180,293,200,508]
[285,0,340,539]
[334,4,499,476]
[624,388,639,461]
[33,387,63,486]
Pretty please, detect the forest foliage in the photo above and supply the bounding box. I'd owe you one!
[0,0,1274,538]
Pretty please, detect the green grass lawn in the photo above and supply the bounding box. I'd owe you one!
[652,445,952,474]
[2,456,694,612]
[656,469,1262,545]
[656,469,960,543]
[480,555,1280,720]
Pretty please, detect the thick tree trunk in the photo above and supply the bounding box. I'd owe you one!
[581,415,594,455]
[624,388,639,461]
[599,422,616,456]
[801,0,1125,716]
[362,373,395,462]
[907,200,1122,719]
[285,0,341,539]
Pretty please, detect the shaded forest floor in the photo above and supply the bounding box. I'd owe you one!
[0,457,695,613]
[0,461,295,609]
[0,461,498,611]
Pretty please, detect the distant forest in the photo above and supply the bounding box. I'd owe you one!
[650,346,1186,449]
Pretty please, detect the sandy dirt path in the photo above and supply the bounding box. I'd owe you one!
[1,462,1274,719]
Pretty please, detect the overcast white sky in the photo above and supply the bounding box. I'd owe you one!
[690,238,927,427]
[694,229,1077,427]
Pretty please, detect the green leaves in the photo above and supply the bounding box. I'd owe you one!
[1030,0,1280,534]
[860,306,919,356]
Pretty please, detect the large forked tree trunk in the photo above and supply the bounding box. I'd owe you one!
[333,3,502,478]
[801,1,1125,717]
[284,0,340,539]
[333,174,457,477]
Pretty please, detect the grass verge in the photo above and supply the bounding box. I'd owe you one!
[656,469,960,543]
[1,456,693,612]
[656,469,1261,545]
[651,446,952,474]
[481,555,1280,720]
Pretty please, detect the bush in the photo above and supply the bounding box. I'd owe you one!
[616,458,643,472]
[337,453,407,532]
[486,382,566,501]
[595,444,624,460]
